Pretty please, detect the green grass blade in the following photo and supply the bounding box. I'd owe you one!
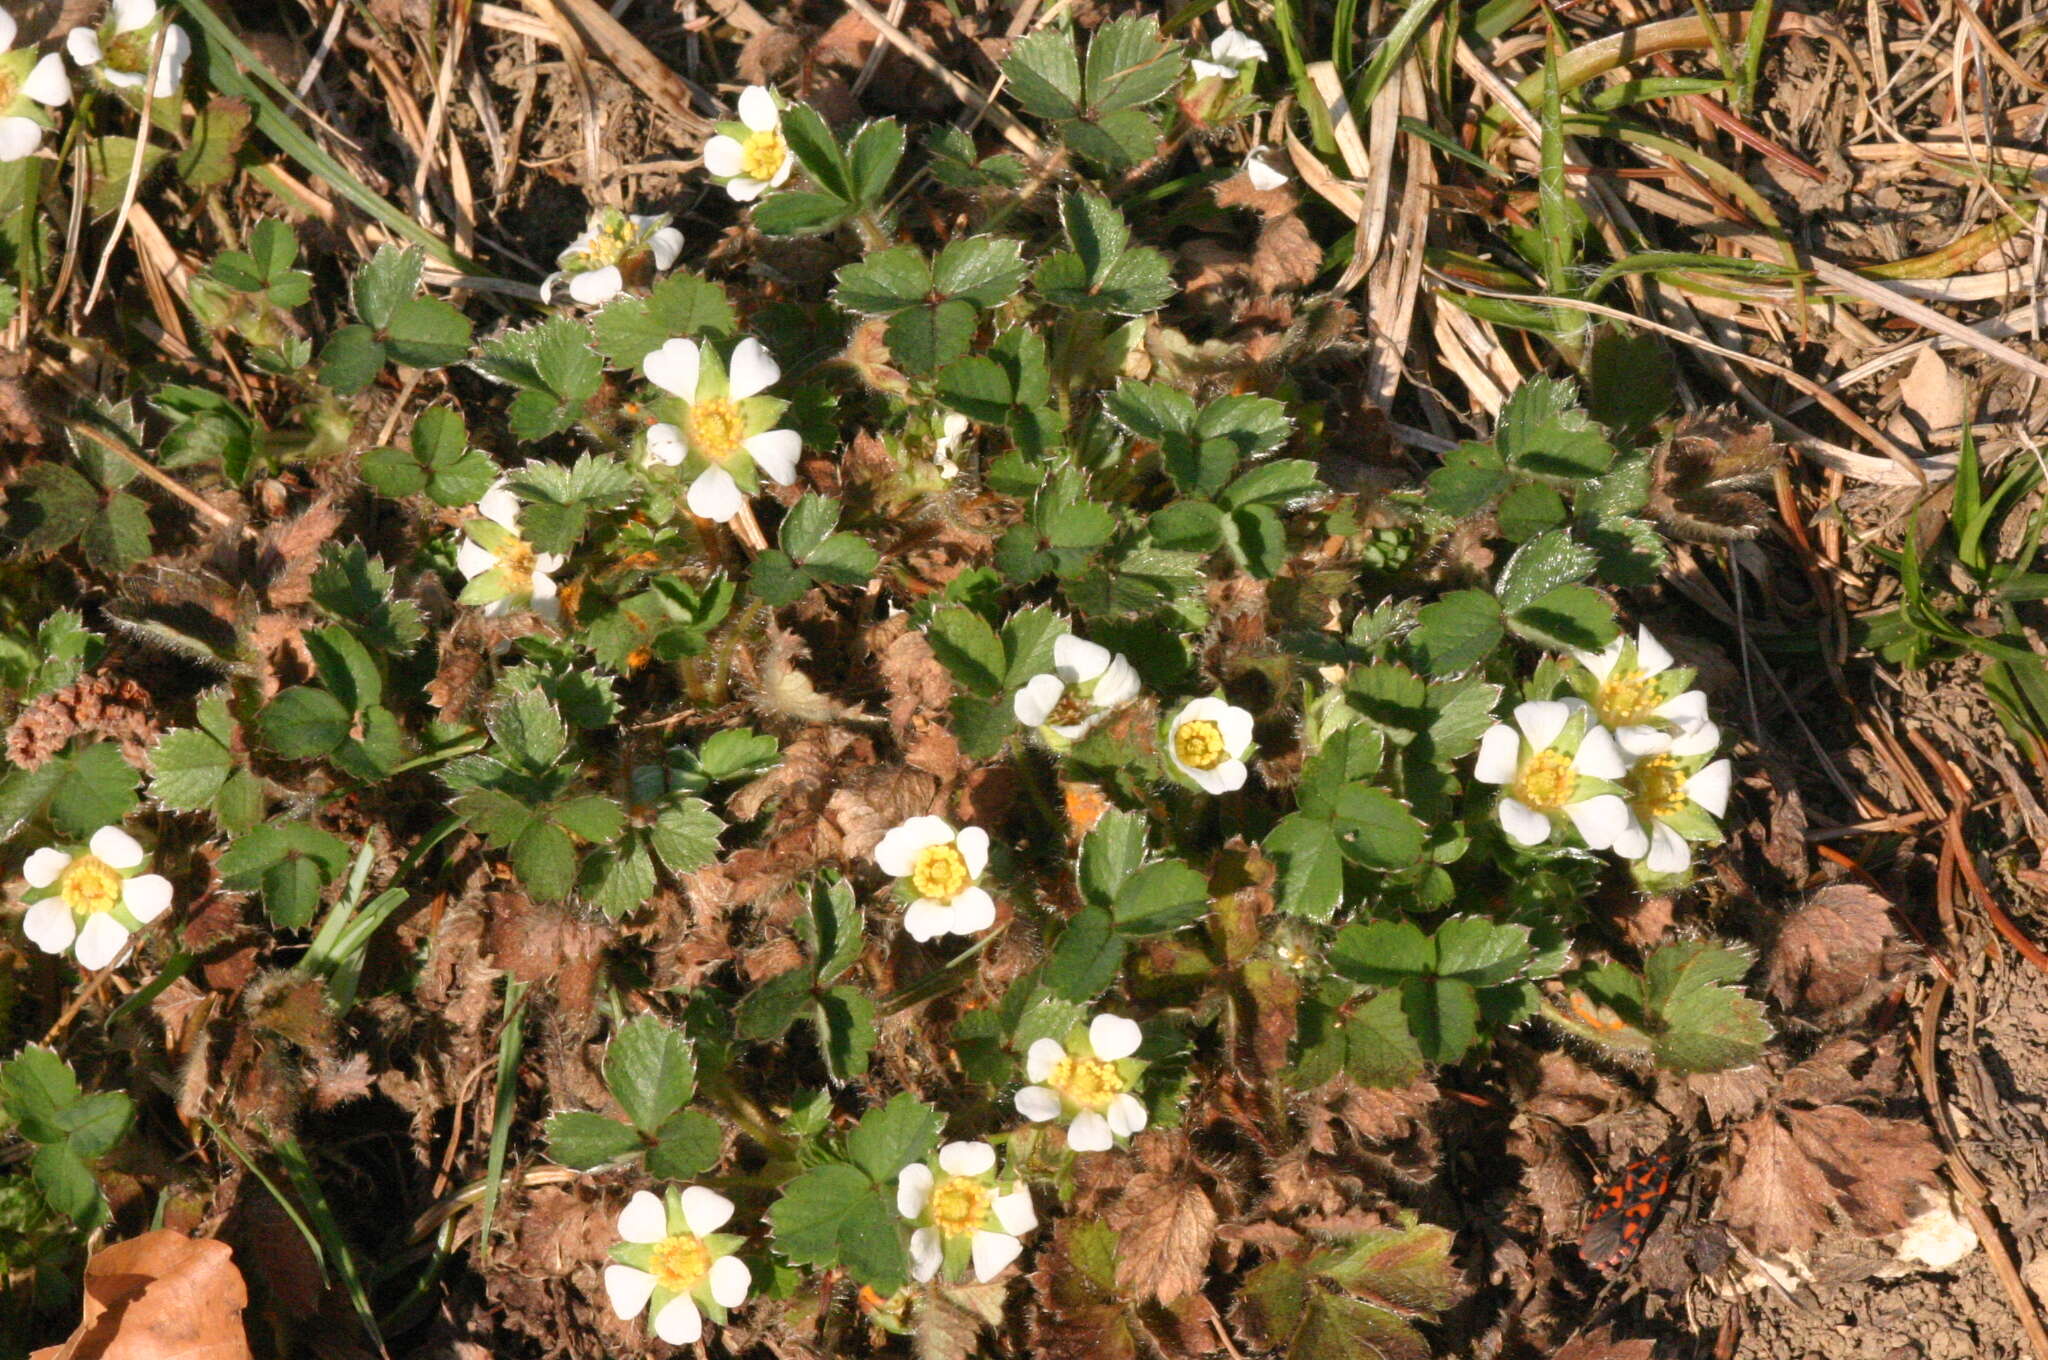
[476,980,531,1258]
[274,1133,386,1353]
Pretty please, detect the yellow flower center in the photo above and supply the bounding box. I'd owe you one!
[1174,719,1227,771]
[0,68,19,109]
[1596,669,1664,727]
[688,396,748,463]
[928,1177,990,1239]
[1048,1055,1126,1113]
[740,128,789,182]
[579,218,635,268]
[104,26,154,75]
[1047,689,1092,727]
[496,538,538,593]
[648,1233,712,1294]
[1630,755,1689,821]
[1512,748,1578,813]
[58,855,123,918]
[910,843,971,902]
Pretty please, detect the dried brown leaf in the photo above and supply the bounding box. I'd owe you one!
[1551,1326,1659,1360]
[259,497,344,606]
[1251,213,1321,295]
[31,1231,252,1360]
[1766,884,1898,1012]
[1722,1099,1944,1254]
[1107,1170,1217,1304]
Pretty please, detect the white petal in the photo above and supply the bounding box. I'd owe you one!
[121,874,173,923]
[89,826,144,869]
[737,84,780,132]
[1609,813,1650,861]
[938,1141,996,1177]
[528,574,560,623]
[1088,1013,1142,1062]
[64,25,99,65]
[1656,689,1710,731]
[909,1227,942,1282]
[1190,759,1248,794]
[1066,1112,1113,1153]
[1514,700,1571,753]
[954,827,989,881]
[1024,1039,1066,1084]
[566,265,622,304]
[643,337,702,400]
[1573,725,1628,781]
[73,914,131,970]
[1188,57,1232,79]
[150,24,189,97]
[726,337,781,400]
[534,552,568,576]
[1174,695,1227,727]
[1245,149,1288,191]
[26,52,72,106]
[874,816,956,876]
[0,9,16,49]
[1613,724,1672,759]
[1686,759,1733,818]
[477,481,522,530]
[897,1162,934,1219]
[1566,794,1632,851]
[744,428,801,485]
[616,1189,669,1243]
[1669,720,1722,759]
[1092,656,1141,708]
[455,539,498,580]
[709,1253,751,1308]
[971,1230,1023,1283]
[902,899,952,942]
[111,0,157,33]
[1106,1092,1148,1138]
[649,227,683,271]
[603,1264,657,1320]
[652,1293,702,1345]
[766,156,794,188]
[22,898,77,955]
[23,847,72,888]
[686,465,743,523]
[1209,28,1268,65]
[1647,823,1692,874]
[1497,797,1553,847]
[680,1185,735,1238]
[644,422,686,466]
[992,1185,1037,1237]
[1053,634,1113,682]
[1472,724,1522,785]
[1635,627,1674,674]
[1214,705,1255,755]
[1575,635,1625,682]
[101,65,145,88]
[702,134,745,178]
[1014,1085,1061,1122]
[725,174,768,203]
[1014,674,1066,726]
[947,886,996,935]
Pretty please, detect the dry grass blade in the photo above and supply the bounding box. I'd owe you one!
[841,0,1047,163]
[528,0,715,140]
[1807,257,2048,388]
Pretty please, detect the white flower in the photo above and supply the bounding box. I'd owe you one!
[1013,1014,1149,1153]
[932,411,971,481]
[20,826,174,970]
[1472,699,1632,850]
[1164,696,1254,794]
[1189,27,1267,79]
[1608,722,1732,875]
[874,816,995,942]
[67,0,190,98]
[897,1141,1037,1284]
[641,336,801,525]
[1013,635,1141,742]
[545,207,684,306]
[604,1187,751,1345]
[702,85,795,202]
[1569,627,1709,757]
[0,9,72,163]
[454,480,566,621]
[1244,146,1288,192]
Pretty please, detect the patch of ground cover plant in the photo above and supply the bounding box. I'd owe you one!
[0,0,2018,1356]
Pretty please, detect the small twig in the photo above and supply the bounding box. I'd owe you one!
[65,418,252,537]
[1806,256,2048,388]
[83,22,170,316]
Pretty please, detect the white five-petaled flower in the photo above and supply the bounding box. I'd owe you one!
[67,0,189,98]
[1472,699,1632,850]
[1189,27,1268,80]
[1609,721,1733,875]
[1014,1014,1149,1153]
[19,826,173,970]
[642,336,802,525]
[1244,145,1288,192]
[545,207,684,306]
[702,85,795,202]
[897,1141,1037,1285]
[1569,627,1709,758]
[604,1187,752,1345]
[455,480,566,621]
[0,8,72,163]
[1013,636,1141,743]
[1165,696,1255,794]
[874,816,995,942]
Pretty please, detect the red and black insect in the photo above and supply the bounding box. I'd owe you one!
[1578,1146,1680,1271]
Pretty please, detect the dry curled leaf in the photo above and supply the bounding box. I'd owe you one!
[1721,1101,1944,1255]
[31,1231,252,1360]
[1766,883,1900,1013]
[1107,1168,1218,1304]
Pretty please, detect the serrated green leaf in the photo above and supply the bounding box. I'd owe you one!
[931,237,1029,307]
[1409,591,1504,677]
[1078,807,1147,907]
[847,1092,944,1183]
[148,726,234,809]
[649,796,724,876]
[835,245,932,315]
[318,324,387,394]
[1112,859,1209,935]
[1045,907,1126,1001]
[926,606,1007,697]
[353,244,424,330]
[544,1111,644,1169]
[604,1014,697,1133]
[1494,530,1596,614]
[259,687,351,758]
[646,1108,723,1179]
[1268,814,1343,921]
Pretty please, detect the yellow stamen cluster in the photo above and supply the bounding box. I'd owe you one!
[910,844,971,902]
[688,397,747,462]
[649,1234,711,1293]
[579,218,636,268]
[1596,669,1664,727]
[1047,689,1091,727]
[1629,756,1689,820]
[928,1177,991,1239]
[58,856,122,917]
[1047,1055,1126,1113]
[740,129,789,182]
[1174,719,1226,771]
[104,27,153,74]
[0,67,20,109]
[496,539,538,592]
[1512,749,1578,812]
